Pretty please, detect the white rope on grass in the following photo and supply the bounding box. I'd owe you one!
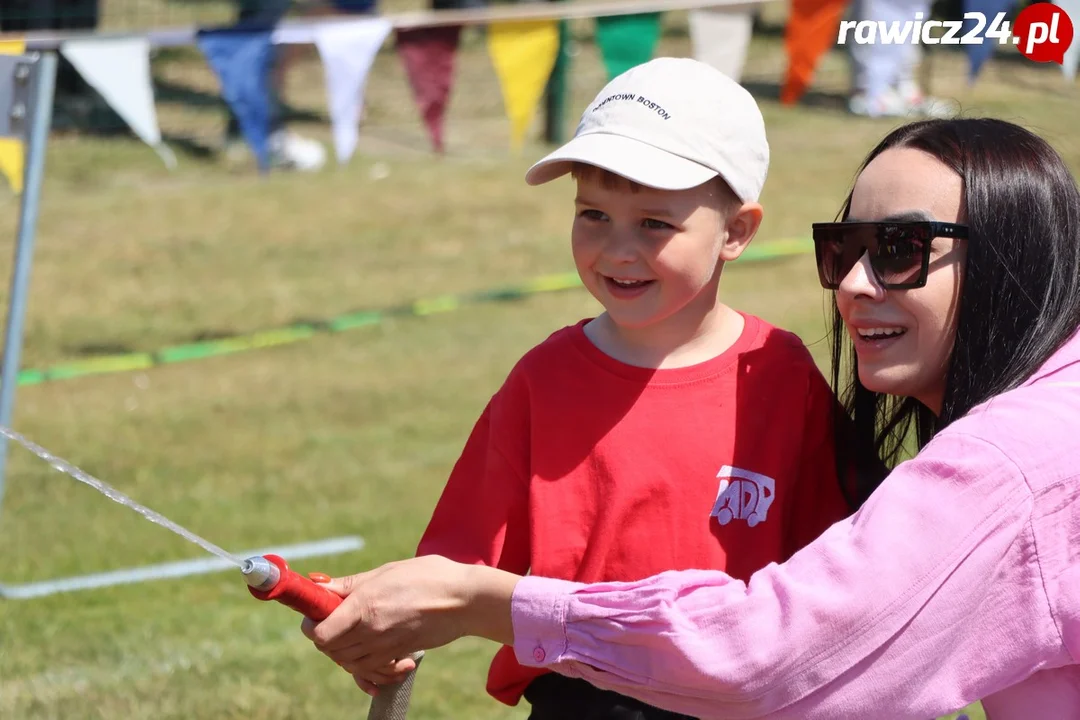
[0,534,364,600]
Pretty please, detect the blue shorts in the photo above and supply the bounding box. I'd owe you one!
[329,0,377,11]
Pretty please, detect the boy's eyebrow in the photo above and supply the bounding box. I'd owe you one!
[574,194,676,217]
[845,210,934,223]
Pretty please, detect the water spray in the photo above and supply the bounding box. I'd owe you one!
[0,425,424,718]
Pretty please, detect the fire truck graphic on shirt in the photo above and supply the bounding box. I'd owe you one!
[710,465,776,527]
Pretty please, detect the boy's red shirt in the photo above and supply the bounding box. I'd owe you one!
[416,314,853,705]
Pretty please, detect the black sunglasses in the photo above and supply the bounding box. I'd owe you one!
[811,221,969,290]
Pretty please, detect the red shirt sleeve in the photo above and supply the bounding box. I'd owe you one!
[415,376,532,575]
[783,366,856,558]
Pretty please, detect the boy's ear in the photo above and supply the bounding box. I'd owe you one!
[719,202,764,262]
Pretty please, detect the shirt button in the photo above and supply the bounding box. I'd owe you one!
[533,647,546,662]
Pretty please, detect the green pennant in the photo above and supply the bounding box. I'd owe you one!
[595,13,662,81]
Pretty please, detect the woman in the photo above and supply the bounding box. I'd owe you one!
[301,118,1080,719]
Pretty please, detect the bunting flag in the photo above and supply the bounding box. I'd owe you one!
[0,39,26,194]
[487,20,559,150]
[1059,0,1080,81]
[779,0,847,104]
[595,13,662,81]
[313,18,393,165]
[60,37,176,169]
[688,8,753,82]
[964,0,1017,81]
[196,29,276,172]
[396,26,462,153]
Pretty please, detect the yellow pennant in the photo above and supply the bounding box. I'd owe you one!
[486,20,559,150]
[0,38,26,195]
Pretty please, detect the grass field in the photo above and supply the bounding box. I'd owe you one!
[0,1,1077,717]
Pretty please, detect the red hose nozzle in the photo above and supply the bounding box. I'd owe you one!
[242,554,343,621]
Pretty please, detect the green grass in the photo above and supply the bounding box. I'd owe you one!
[0,2,1075,716]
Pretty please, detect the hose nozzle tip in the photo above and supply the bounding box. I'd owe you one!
[241,555,279,591]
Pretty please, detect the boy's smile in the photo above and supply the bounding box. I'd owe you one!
[603,275,656,299]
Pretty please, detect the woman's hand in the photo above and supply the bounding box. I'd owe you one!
[299,555,521,692]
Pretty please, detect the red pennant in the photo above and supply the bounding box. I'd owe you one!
[395,26,462,153]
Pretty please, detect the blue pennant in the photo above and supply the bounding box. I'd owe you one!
[197,28,275,172]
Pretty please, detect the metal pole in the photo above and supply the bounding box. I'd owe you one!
[0,52,58,522]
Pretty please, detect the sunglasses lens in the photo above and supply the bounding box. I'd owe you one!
[814,224,928,288]
[815,228,871,288]
[873,231,926,287]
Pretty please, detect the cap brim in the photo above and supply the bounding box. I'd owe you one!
[525,133,718,191]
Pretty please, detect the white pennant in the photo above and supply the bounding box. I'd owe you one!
[1057,0,1080,82]
[60,37,176,169]
[313,18,393,165]
[688,8,753,83]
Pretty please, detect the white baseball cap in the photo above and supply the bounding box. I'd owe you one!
[525,57,770,203]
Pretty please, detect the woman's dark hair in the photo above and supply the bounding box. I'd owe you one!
[831,118,1080,508]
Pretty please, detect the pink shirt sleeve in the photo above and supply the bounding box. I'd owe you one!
[510,431,1070,719]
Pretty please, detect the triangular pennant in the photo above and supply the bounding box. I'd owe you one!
[313,18,393,165]
[0,39,26,194]
[487,20,559,150]
[196,29,275,172]
[396,25,462,153]
[1058,0,1080,81]
[594,13,661,81]
[964,0,1017,82]
[60,37,176,169]
[688,8,753,83]
[779,0,847,104]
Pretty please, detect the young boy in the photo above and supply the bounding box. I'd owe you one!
[415,57,853,719]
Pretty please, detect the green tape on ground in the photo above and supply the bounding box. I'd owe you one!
[249,326,317,347]
[157,337,256,364]
[413,295,461,315]
[45,354,155,380]
[327,311,382,332]
[157,326,316,363]
[16,369,45,386]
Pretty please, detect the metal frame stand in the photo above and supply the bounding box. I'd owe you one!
[0,50,57,524]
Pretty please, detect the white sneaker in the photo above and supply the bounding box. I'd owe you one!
[847,88,911,118]
[269,130,327,172]
[897,80,959,119]
[849,86,958,119]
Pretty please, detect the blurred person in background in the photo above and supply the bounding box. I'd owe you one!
[846,0,956,117]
